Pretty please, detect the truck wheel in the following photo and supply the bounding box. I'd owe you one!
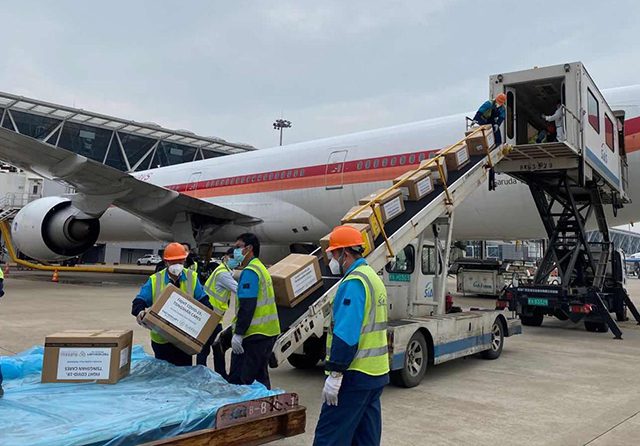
[616,306,628,322]
[287,353,321,369]
[391,331,428,388]
[520,310,544,327]
[481,319,504,360]
[584,321,608,333]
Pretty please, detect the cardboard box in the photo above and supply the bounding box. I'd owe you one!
[358,188,405,223]
[42,329,133,384]
[269,254,323,308]
[319,223,375,264]
[442,143,470,171]
[341,205,382,239]
[465,125,495,153]
[142,285,220,355]
[420,158,449,185]
[393,170,434,201]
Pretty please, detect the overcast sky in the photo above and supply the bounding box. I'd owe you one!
[1,0,639,149]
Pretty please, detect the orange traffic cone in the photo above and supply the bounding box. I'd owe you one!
[52,269,59,283]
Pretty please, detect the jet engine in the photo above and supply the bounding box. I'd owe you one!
[11,197,100,262]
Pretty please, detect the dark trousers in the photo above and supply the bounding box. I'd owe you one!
[313,386,384,446]
[196,324,229,379]
[229,335,276,389]
[474,115,502,146]
[151,341,192,366]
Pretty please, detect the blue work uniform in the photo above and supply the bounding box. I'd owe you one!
[313,258,389,446]
[131,269,210,366]
[474,100,506,145]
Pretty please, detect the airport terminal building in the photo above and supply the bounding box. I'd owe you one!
[0,91,254,264]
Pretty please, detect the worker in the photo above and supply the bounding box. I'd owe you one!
[228,233,281,389]
[182,243,200,274]
[313,226,389,446]
[196,247,238,378]
[473,93,507,146]
[542,101,565,142]
[132,242,211,366]
[0,265,4,398]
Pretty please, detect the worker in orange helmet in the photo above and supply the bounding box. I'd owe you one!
[313,226,389,446]
[473,93,507,146]
[132,242,212,366]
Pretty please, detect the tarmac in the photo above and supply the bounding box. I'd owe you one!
[2,269,640,445]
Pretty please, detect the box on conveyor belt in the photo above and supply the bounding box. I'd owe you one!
[269,254,323,308]
[341,205,382,238]
[141,285,220,355]
[420,158,448,185]
[465,125,495,154]
[319,223,376,264]
[358,188,405,223]
[42,329,133,384]
[393,169,434,201]
[442,143,470,171]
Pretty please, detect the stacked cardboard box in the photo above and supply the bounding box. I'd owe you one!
[465,125,495,154]
[358,188,405,223]
[442,143,470,171]
[142,285,220,355]
[393,170,434,201]
[341,205,382,238]
[42,329,133,384]
[420,158,448,185]
[269,254,323,307]
[319,223,375,264]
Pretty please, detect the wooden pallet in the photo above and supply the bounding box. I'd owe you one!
[144,393,305,446]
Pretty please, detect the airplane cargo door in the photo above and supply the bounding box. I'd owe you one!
[325,150,348,190]
[505,87,516,146]
[187,171,202,196]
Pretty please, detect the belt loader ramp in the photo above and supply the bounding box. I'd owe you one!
[272,125,522,387]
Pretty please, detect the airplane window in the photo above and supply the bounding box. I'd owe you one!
[225,178,230,185]
[293,170,299,177]
[274,172,280,180]
[390,157,397,166]
[287,170,292,178]
[382,158,388,167]
[365,160,371,169]
[257,174,262,182]
[400,155,406,165]
[409,154,416,164]
[357,161,363,170]
[299,168,305,176]
[419,153,426,161]
[268,173,274,181]
[373,159,379,168]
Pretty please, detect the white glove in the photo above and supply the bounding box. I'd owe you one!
[322,373,343,406]
[231,334,244,354]
[136,310,147,327]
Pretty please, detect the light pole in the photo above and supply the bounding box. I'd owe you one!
[273,119,292,146]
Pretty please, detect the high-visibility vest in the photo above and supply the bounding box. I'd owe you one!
[0,267,4,280]
[189,261,198,272]
[235,258,280,338]
[204,263,232,317]
[149,268,198,344]
[326,264,389,376]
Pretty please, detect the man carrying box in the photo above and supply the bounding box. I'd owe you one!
[197,248,238,378]
[132,242,212,366]
[228,233,281,389]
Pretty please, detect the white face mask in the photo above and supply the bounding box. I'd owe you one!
[328,251,344,276]
[168,263,184,276]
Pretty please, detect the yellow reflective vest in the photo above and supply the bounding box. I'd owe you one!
[149,268,198,344]
[236,258,281,338]
[204,263,232,317]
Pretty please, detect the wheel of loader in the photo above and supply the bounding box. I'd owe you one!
[287,353,321,369]
[391,331,428,388]
[287,336,325,369]
[616,305,628,322]
[481,318,504,360]
[520,309,544,327]
[584,321,608,333]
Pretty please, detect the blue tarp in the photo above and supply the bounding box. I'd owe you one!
[0,345,281,446]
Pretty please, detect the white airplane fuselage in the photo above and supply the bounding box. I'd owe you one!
[98,86,640,246]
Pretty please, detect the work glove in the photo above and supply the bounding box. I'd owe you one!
[322,373,343,406]
[231,334,244,354]
[541,114,547,120]
[136,310,147,327]
[493,124,499,132]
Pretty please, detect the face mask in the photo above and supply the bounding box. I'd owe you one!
[226,257,240,269]
[233,247,246,265]
[168,263,183,276]
[328,251,345,276]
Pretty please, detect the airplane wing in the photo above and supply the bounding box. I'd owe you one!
[0,128,259,228]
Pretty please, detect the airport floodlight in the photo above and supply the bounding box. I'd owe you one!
[273,119,292,146]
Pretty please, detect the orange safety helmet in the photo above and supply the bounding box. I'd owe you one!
[326,225,364,252]
[163,242,188,261]
[495,93,507,106]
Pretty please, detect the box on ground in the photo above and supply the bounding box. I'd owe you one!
[341,205,382,238]
[142,285,220,355]
[358,188,405,223]
[269,254,323,307]
[393,170,434,201]
[442,143,470,171]
[465,125,495,154]
[420,158,449,185]
[319,223,376,265]
[42,329,133,384]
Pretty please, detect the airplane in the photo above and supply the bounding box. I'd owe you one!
[1,82,639,264]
